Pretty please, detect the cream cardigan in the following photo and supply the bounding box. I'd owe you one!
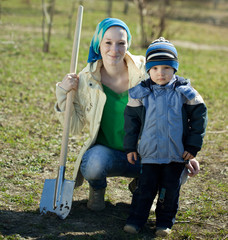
[54,51,147,186]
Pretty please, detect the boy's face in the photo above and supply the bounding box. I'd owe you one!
[149,65,174,85]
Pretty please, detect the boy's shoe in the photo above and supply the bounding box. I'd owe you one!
[87,186,105,211]
[155,227,171,237]
[123,224,140,234]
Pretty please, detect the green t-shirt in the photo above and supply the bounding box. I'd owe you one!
[96,84,128,151]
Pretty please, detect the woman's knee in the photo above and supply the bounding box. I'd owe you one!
[80,145,109,180]
[81,158,105,180]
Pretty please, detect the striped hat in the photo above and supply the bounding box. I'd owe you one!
[145,37,179,73]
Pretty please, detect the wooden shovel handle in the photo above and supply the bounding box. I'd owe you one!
[59,6,83,167]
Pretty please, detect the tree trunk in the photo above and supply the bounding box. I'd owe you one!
[107,0,112,17]
[213,0,219,9]
[42,0,55,53]
[137,0,147,48]
[22,0,31,5]
[67,0,77,39]
[157,0,166,38]
[0,0,2,21]
[123,0,129,15]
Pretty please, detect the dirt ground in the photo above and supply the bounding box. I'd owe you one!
[0,178,144,240]
[0,161,227,240]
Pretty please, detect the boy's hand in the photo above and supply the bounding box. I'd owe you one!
[127,152,138,165]
[186,158,200,177]
[182,151,194,161]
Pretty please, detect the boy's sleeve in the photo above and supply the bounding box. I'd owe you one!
[183,90,208,156]
[124,97,144,154]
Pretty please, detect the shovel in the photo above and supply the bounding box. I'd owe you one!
[40,5,83,220]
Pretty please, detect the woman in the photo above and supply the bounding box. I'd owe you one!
[54,18,200,212]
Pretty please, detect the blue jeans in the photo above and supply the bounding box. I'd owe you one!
[126,162,185,229]
[80,144,141,189]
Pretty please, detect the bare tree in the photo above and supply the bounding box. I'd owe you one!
[123,0,129,14]
[134,0,172,47]
[107,0,113,17]
[22,0,31,5]
[0,0,2,22]
[213,0,220,9]
[156,0,168,38]
[137,0,147,47]
[42,0,55,53]
[67,0,77,39]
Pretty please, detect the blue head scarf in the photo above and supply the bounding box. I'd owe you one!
[87,18,132,63]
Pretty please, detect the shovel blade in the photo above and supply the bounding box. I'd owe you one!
[40,178,75,219]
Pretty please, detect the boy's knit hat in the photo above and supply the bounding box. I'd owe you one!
[145,37,179,73]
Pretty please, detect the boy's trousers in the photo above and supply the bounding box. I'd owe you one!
[127,162,185,228]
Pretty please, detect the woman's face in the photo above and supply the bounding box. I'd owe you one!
[100,26,128,66]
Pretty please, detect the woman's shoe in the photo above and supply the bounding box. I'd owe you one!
[87,185,105,211]
[123,224,140,234]
[155,227,171,237]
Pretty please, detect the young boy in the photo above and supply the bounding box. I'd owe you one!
[123,37,207,237]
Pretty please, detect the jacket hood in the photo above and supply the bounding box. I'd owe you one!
[129,75,196,100]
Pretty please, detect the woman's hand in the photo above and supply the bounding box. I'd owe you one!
[59,73,79,92]
[127,152,138,165]
[186,158,200,177]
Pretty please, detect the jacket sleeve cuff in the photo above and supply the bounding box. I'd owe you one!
[56,82,67,112]
[125,148,137,154]
[184,145,201,157]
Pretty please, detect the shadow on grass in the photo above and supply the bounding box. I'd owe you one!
[0,200,156,239]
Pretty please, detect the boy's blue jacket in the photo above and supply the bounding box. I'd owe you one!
[124,75,208,164]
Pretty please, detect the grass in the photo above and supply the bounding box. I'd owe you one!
[0,0,228,239]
